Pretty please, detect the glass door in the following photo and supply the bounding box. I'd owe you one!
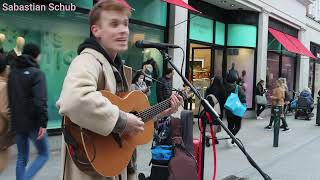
[188,43,212,114]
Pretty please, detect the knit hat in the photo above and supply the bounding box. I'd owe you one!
[22,43,40,59]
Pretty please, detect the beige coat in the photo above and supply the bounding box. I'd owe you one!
[56,48,135,180]
[0,66,9,135]
[0,66,10,172]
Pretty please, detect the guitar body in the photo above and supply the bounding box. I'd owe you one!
[64,90,154,177]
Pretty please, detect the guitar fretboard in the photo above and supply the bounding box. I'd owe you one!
[136,98,171,122]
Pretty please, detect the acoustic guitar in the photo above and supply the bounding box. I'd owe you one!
[63,90,177,177]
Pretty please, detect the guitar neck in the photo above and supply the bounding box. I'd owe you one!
[137,98,171,122]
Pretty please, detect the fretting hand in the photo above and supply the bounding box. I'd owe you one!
[159,92,183,118]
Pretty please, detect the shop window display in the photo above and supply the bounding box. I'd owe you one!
[120,23,164,105]
[0,10,89,129]
[227,48,255,108]
[266,52,280,101]
[281,56,296,92]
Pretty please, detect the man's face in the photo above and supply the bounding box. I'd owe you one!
[92,10,129,54]
[168,72,174,79]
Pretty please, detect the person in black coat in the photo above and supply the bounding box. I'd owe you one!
[255,80,267,119]
[8,43,49,180]
[224,73,246,146]
[205,76,226,118]
[156,67,173,103]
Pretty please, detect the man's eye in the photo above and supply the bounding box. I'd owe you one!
[111,22,118,27]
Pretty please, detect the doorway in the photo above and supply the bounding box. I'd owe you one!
[188,43,213,114]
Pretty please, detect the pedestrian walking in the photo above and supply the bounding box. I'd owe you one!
[224,73,246,146]
[8,43,49,180]
[255,80,267,119]
[264,79,290,131]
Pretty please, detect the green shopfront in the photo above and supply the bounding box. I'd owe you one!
[0,0,168,130]
[187,0,258,113]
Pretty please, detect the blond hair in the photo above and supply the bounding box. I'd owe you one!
[276,79,283,88]
[89,0,131,27]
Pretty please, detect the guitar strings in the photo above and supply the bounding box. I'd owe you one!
[138,99,171,121]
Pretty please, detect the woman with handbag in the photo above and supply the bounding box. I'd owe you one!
[224,73,246,146]
[255,80,267,120]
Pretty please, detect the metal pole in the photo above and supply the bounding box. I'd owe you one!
[316,97,320,126]
[159,50,272,180]
[273,106,282,147]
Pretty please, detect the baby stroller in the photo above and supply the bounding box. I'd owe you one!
[295,89,314,120]
[285,91,299,115]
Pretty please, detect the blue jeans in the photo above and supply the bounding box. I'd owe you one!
[15,130,49,180]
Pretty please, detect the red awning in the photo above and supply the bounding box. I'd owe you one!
[161,0,201,13]
[268,28,316,59]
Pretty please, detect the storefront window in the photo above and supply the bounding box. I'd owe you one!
[214,49,223,78]
[188,43,212,114]
[315,64,320,100]
[120,23,165,105]
[215,21,225,46]
[0,9,89,129]
[127,0,167,26]
[267,34,281,53]
[281,56,296,93]
[309,62,314,92]
[189,15,213,43]
[227,48,255,108]
[266,52,280,99]
[227,24,257,48]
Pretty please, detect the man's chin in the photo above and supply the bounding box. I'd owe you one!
[116,46,128,52]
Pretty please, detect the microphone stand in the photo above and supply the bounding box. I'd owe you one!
[159,50,272,180]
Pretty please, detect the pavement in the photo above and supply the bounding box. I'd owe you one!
[1,108,320,180]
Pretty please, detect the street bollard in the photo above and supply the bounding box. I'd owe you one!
[316,97,320,126]
[273,106,282,147]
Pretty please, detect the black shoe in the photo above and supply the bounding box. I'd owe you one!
[215,138,219,144]
[282,128,291,132]
[280,125,285,129]
[264,125,272,130]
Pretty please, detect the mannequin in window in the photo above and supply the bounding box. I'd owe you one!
[0,33,5,55]
[228,63,239,81]
[7,36,25,66]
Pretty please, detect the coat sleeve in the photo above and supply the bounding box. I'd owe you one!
[239,86,247,103]
[32,70,48,128]
[56,54,121,136]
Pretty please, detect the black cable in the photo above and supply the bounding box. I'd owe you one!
[179,47,185,76]
[168,14,198,30]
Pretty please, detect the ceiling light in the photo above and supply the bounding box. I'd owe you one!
[230,4,235,7]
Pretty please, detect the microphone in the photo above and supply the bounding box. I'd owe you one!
[135,40,180,49]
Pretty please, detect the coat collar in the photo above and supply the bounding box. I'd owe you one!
[80,48,108,66]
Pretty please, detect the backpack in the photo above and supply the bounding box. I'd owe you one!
[168,118,198,180]
[144,117,172,180]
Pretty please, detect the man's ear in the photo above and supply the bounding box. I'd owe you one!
[91,25,99,38]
